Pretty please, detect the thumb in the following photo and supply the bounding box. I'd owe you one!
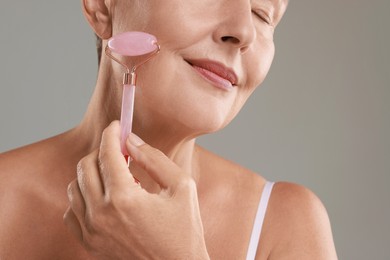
[126,133,185,192]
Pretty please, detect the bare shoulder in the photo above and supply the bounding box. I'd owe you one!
[0,136,85,259]
[194,146,337,259]
[0,144,39,192]
[0,131,78,186]
[194,145,271,258]
[0,133,78,208]
[0,139,61,190]
[263,182,338,259]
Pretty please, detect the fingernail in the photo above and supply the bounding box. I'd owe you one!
[128,132,145,146]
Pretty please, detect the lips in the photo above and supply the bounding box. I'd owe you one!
[185,59,238,91]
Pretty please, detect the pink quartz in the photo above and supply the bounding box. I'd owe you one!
[106,31,159,156]
[108,31,158,56]
[120,84,135,155]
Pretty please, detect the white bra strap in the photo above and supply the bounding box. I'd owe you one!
[246,181,275,260]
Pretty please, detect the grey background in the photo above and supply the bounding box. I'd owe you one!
[0,1,389,259]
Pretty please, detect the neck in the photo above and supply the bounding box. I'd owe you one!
[71,55,201,191]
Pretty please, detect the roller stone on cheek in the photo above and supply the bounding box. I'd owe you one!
[105,31,160,164]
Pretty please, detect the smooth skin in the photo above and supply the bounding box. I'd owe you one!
[0,0,338,259]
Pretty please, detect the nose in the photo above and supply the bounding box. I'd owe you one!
[213,4,256,53]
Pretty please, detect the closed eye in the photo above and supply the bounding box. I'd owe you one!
[252,9,272,25]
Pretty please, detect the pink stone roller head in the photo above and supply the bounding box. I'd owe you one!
[105,31,160,161]
[108,31,158,56]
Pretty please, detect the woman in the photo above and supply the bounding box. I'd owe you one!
[0,0,337,259]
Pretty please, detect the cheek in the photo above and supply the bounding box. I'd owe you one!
[132,53,239,133]
[250,41,275,87]
[140,2,217,50]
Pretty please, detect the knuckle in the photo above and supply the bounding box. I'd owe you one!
[77,152,96,176]
[97,155,105,174]
[67,181,77,200]
[76,158,93,190]
[97,148,111,174]
[98,145,106,161]
[97,150,110,175]
[76,160,85,177]
[77,154,95,178]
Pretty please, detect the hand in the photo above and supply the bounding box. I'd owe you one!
[63,121,210,260]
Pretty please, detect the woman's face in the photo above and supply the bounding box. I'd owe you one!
[108,0,287,136]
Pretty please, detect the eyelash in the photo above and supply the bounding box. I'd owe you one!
[252,10,272,25]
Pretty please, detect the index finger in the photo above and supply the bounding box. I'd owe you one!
[126,133,190,192]
[98,121,138,193]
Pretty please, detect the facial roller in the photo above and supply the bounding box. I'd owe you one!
[105,31,160,164]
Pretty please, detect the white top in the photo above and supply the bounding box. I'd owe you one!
[246,181,275,260]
